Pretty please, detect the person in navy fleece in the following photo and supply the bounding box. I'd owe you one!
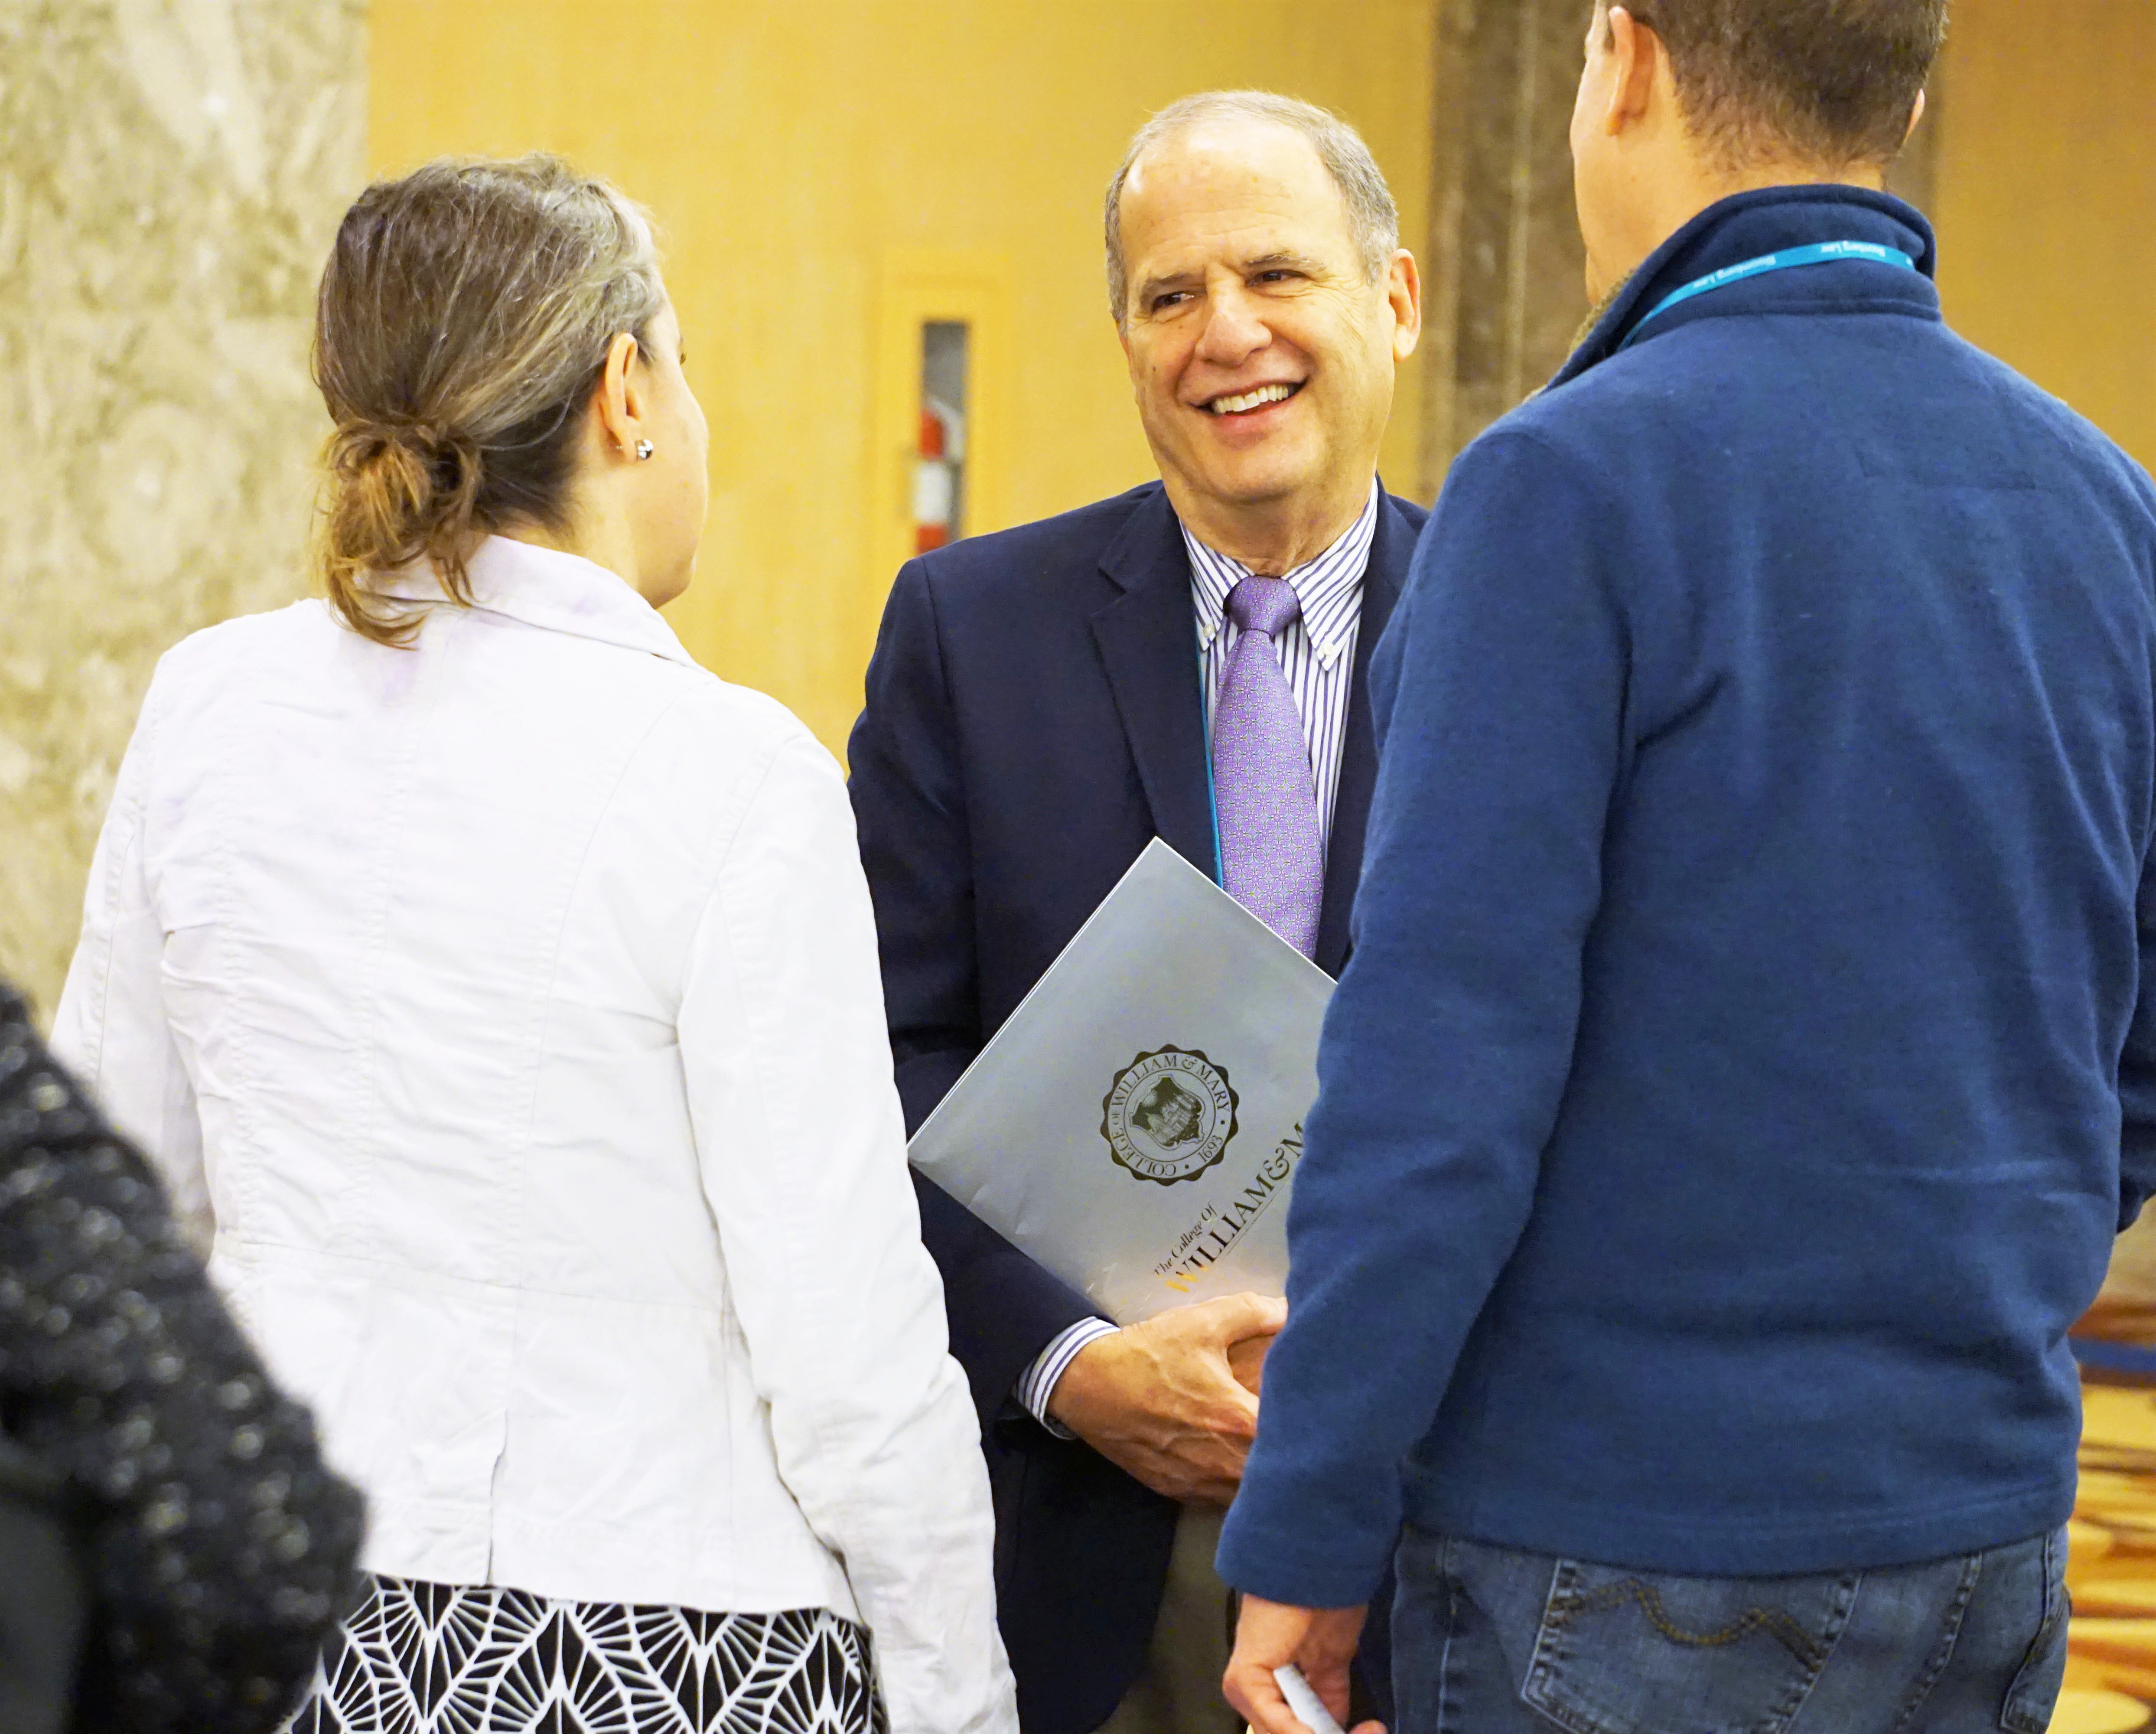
[1219,3,2156,1732]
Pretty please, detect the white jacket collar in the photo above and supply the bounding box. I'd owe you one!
[378,535,700,668]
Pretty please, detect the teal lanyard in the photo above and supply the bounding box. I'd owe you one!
[1198,626,1225,882]
[1619,240,1917,351]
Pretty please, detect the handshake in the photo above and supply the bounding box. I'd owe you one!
[1046,1291,1286,1507]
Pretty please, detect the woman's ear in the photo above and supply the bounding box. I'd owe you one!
[593,331,644,462]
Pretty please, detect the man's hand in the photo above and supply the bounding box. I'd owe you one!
[1224,1595,1381,1734]
[1044,1291,1285,1504]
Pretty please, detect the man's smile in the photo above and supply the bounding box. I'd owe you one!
[1201,380,1305,416]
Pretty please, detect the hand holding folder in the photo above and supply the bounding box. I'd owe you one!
[909,840,1334,1324]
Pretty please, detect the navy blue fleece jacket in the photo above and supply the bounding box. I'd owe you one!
[1218,187,2156,1606]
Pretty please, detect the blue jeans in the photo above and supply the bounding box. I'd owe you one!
[1392,1526,2069,1734]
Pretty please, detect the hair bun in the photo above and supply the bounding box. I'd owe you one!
[404,420,483,499]
[341,420,480,484]
[321,418,485,590]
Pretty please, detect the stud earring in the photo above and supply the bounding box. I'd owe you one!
[634,439,655,461]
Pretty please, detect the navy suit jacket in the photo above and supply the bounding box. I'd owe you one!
[847,479,1425,1734]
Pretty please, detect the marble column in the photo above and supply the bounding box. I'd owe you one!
[1418,0,1590,497]
[0,0,365,1017]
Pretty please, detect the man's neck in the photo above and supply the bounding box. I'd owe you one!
[1591,154,1891,306]
[1165,474,1374,578]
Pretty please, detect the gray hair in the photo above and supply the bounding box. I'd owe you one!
[1103,91,1400,326]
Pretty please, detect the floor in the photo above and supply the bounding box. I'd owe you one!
[2057,1373,2156,1731]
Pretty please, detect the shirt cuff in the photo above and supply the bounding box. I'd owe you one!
[1014,1317,1120,1438]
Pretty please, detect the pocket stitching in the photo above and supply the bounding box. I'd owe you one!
[1523,1559,1859,1734]
[1884,1551,1985,1734]
[1522,1563,1608,1734]
[1558,1578,1835,1669]
[1999,1528,2070,1734]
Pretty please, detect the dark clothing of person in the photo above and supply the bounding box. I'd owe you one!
[846,480,1426,1734]
[0,983,365,1732]
[1389,1526,2069,1734]
[0,1426,87,1734]
[287,1579,884,1734]
[1218,188,2156,1610]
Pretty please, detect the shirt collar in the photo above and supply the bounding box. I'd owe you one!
[1555,186,1938,387]
[1182,479,1379,671]
[371,535,700,668]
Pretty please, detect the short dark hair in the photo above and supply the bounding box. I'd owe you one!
[1607,0,1948,168]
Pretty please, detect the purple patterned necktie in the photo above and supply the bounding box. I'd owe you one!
[1212,575,1324,957]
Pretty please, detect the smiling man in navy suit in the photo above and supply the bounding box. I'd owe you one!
[847,91,1424,1734]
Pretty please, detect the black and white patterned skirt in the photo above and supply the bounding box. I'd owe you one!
[283,1577,887,1734]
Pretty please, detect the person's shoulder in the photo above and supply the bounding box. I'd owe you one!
[595,670,822,819]
[1432,406,1599,501]
[900,481,1166,605]
[156,597,327,665]
[143,600,339,705]
[926,480,1164,570]
[656,667,822,763]
[1948,338,2156,518]
[628,674,845,849]
[1379,485,1430,534]
[1497,343,1690,460]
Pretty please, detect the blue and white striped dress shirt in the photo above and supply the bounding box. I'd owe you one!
[1014,479,1382,1431]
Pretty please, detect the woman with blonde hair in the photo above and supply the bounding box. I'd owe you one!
[52,154,1016,1734]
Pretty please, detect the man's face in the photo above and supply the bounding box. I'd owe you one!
[1115,119,1415,521]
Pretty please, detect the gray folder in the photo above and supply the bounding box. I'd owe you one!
[908,838,1334,1323]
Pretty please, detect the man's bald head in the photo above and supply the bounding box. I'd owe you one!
[1104,91,1399,327]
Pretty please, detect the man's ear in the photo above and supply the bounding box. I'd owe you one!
[1387,250,1423,363]
[1602,7,1662,138]
[1905,87,1929,144]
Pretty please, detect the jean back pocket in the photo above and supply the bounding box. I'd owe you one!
[1999,1528,2069,1734]
[1522,1559,1861,1734]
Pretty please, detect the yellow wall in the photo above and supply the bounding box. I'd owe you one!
[369,1,1435,750]
[1933,0,2156,472]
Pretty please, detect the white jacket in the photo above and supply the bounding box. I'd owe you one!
[52,535,1017,1734]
